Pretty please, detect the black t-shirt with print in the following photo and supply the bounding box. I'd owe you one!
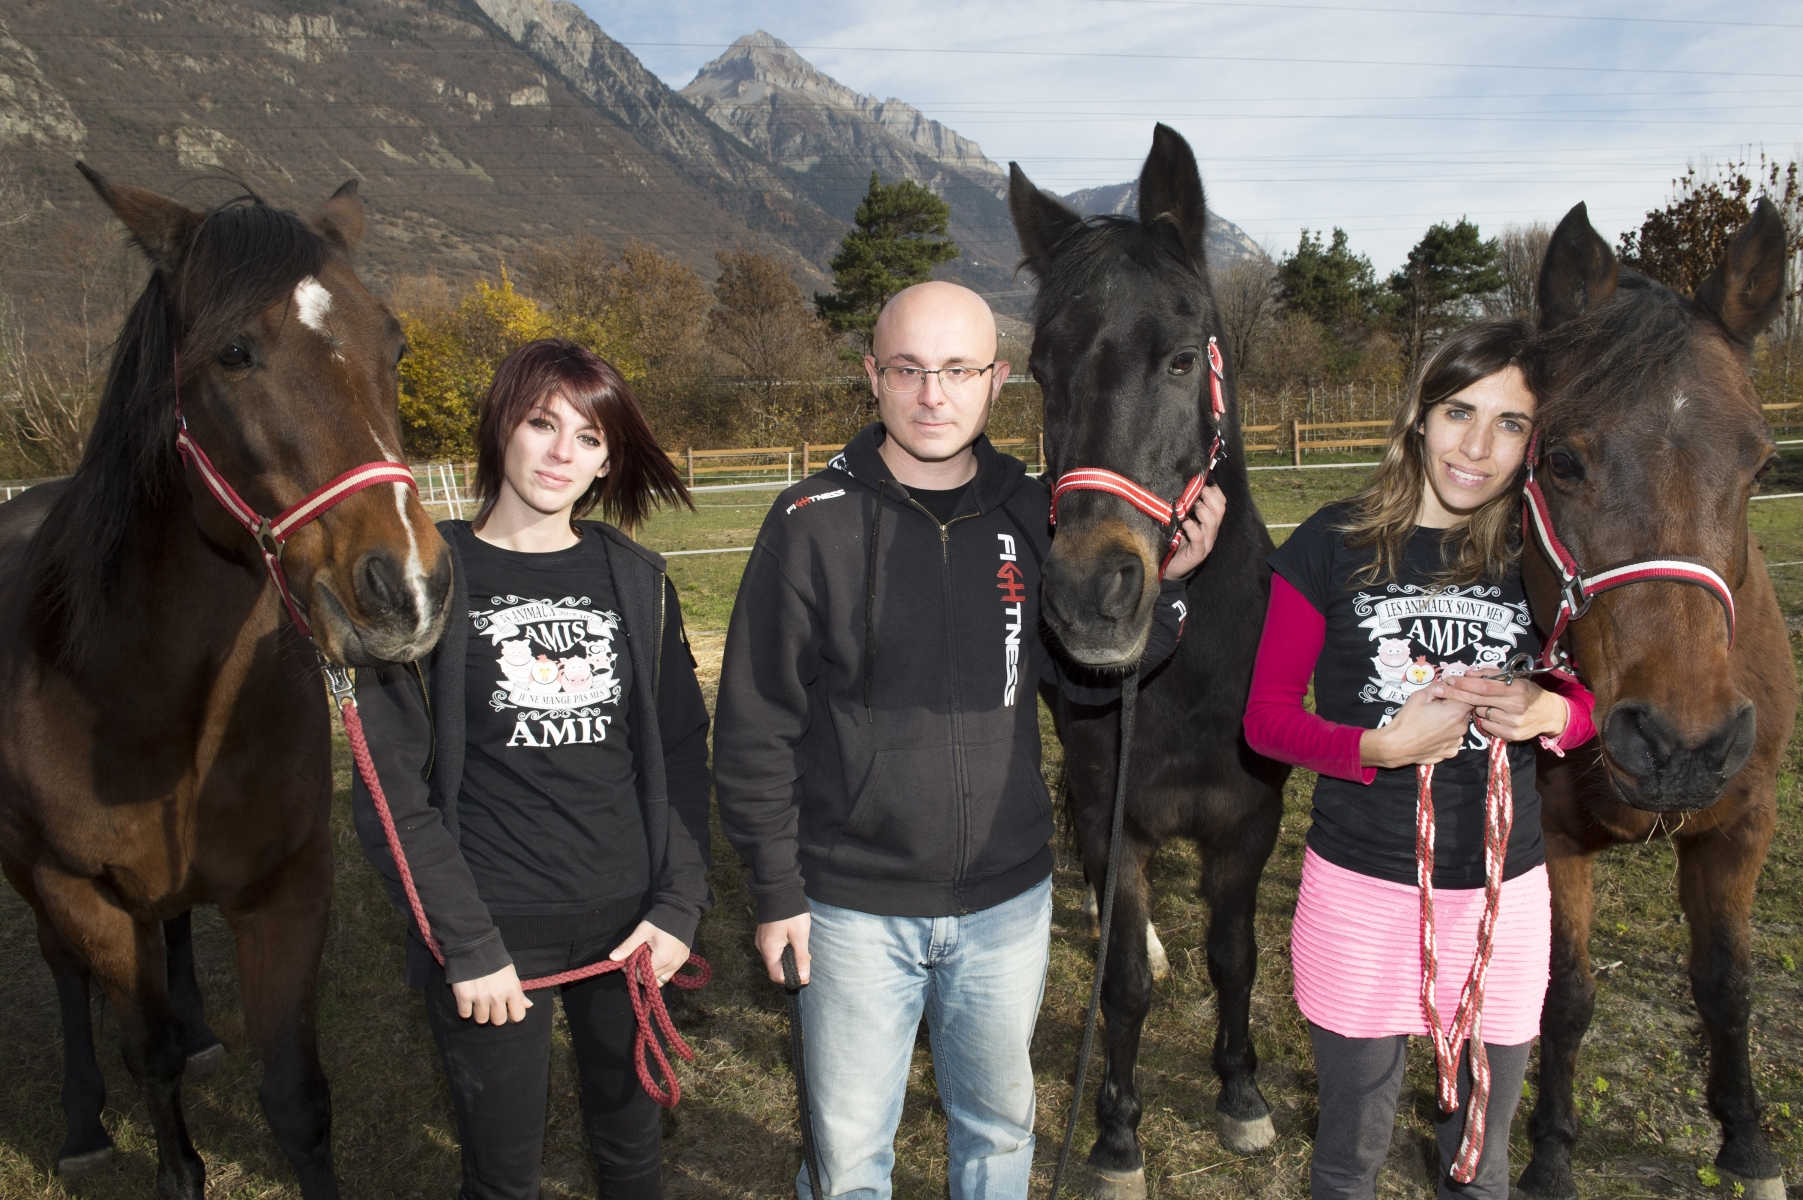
[451,524,649,933]
[1268,502,1545,889]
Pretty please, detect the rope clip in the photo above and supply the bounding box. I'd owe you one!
[317,652,356,708]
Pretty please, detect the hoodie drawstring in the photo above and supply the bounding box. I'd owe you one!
[863,479,884,716]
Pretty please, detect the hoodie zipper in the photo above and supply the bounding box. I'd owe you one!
[908,498,981,910]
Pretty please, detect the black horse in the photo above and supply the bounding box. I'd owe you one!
[1011,125,1290,1198]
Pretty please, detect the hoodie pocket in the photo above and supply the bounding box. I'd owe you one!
[961,733,1055,882]
[827,745,961,881]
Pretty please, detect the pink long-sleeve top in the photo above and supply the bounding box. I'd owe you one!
[1244,574,1597,782]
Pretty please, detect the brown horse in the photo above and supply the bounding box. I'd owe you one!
[1517,200,1798,1199]
[0,170,451,1199]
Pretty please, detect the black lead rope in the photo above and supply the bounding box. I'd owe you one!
[782,945,827,1198]
[1049,669,1138,1200]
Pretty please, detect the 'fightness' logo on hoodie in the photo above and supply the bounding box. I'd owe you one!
[997,534,1025,705]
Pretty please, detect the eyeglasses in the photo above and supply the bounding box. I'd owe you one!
[875,363,997,395]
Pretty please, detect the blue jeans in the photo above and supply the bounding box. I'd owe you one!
[797,877,1053,1200]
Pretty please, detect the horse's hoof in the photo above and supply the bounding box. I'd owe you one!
[1217,1111,1275,1153]
[1720,1173,1786,1200]
[1088,1164,1147,1200]
[56,1146,115,1178]
[184,1041,225,1078]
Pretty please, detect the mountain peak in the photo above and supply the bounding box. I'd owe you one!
[691,31,849,98]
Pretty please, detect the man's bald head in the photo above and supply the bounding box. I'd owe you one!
[863,281,1009,488]
[872,281,997,365]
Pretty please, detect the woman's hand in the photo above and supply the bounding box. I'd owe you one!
[451,964,533,1025]
[1438,672,1570,744]
[1164,483,1227,579]
[1360,683,1473,770]
[609,920,692,986]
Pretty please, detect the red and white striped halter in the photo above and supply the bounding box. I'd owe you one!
[1048,337,1228,576]
[172,351,415,638]
[1521,430,1736,670]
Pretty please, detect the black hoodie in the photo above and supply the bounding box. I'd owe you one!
[714,423,1184,922]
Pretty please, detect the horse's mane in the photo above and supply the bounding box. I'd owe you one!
[1025,214,1205,325]
[1530,273,1694,438]
[40,196,331,659]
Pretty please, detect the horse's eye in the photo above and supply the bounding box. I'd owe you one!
[1169,351,1198,376]
[395,342,409,367]
[1546,449,1582,480]
[1754,455,1777,484]
[219,344,251,369]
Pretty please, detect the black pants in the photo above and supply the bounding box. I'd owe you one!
[1308,1023,1531,1200]
[423,927,664,1200]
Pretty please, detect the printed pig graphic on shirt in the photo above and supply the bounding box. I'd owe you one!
[1373,637,1412,681]
[560,656,593,693]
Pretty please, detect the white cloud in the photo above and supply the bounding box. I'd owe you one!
[578,0,1803,272]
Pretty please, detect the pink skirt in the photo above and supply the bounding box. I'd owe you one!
[1292,847,1551,1044]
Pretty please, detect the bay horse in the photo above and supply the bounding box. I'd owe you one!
[0,169,452,1199]
[1517,200,1798,1199]
[1010,124,1290,1199]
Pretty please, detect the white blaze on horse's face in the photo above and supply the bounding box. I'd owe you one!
[293,276,344,362]
[367,424,438,642]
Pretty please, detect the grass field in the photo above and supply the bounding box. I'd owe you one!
[1,455,1800,1199]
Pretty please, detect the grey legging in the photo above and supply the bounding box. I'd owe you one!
[1308,1023,1531,1200]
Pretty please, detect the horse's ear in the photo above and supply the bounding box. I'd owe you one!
[76,161,201,274]
[1692,197,1786,353]
[312,179,364,254]
[1136,123,1207,268]
[1537,202,1617,330]
[1009,162,1082,270]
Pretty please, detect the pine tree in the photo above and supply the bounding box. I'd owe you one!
[1389,218,1503,366]
[815,172,959,346]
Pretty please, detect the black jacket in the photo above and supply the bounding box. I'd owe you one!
[351,520,712,985]
[714,423,1183,923]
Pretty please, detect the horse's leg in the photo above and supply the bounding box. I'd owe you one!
[1085,835,1156,1200]
[1081,887,1167,979]
[1199,808,1278,1155]
[1518,841,1599,1200]
[34,863,204,1200]
[1676,818,1784,1199]
[4,856,116,1177]
[162,911,223,1075]
[221,844,339,1200]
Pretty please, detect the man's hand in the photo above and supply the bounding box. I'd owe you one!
[755,913,812,985]
[1360,683,1474,770]
[451,963,532,1025]
[609,920,692,986]
[1164,483,1227,580]
[1438,672,1570,744]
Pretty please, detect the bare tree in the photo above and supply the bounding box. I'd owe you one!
[710,248,834,444]
[1212,253,1279,380]
[1484,222,1551,321]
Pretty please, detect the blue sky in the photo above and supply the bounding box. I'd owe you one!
[576,0,1801,273]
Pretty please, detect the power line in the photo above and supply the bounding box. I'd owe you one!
[1080,0,1803,30]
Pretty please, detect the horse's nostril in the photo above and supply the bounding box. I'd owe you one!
[358,552,404,616]
[1099,560,1142,621]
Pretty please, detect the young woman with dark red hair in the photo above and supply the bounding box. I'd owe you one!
[351,338,710,1200]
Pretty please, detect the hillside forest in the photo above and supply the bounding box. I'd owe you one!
[0,157,1799,478]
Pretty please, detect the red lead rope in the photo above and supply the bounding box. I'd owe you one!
[338,695,710,1107]
[1416,735,1514,1184]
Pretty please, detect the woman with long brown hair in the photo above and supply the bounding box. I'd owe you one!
[351,338,710,1199]
[1243,319,1597,1199]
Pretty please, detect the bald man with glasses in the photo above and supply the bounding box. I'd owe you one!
[714,281,1224,1198]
